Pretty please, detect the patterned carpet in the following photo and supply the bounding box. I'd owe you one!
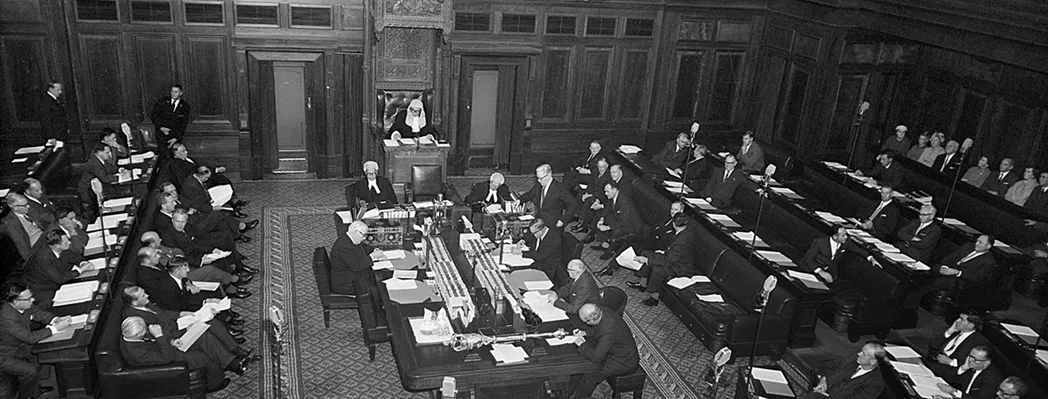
[206,177,789,399]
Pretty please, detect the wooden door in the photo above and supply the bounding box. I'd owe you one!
[247,52,322,175]
[458,56,528,172]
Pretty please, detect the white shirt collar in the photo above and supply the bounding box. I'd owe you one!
[26,196,41,204]
[48,92,59,101]
[169,273,183,289]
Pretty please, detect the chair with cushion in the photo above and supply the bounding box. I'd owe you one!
[598,286,627,314]
[354,278,389,361]
[405,165,443,203]
[311,247,357,328]
[376,90,434,138]
[606,368,647,399]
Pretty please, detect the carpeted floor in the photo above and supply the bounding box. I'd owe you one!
[207,177,797,399]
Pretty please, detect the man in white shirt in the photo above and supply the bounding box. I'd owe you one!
[925,311,989,376]
[935,345,1002,399]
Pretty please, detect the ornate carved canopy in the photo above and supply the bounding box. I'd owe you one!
[374,0,453,42]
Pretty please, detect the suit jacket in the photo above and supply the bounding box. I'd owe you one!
[554,272,599,314]
[464,181,513,205]
[821,363,885,399]
[22,247,78,294]
[123,303,182,336]
[602,195,644,235]
[737,142,765,173]
[347,177,398,208]
[518,180,578,226]
[981,170,1020,196]
[1025,186,1048,216]
[77,155,119,203]
[940,243,996,283]
[26,196,56,227]
[49,224,88,263]
[39,93,68,140]
[120,335,214,374]
[865,162,904,189]
[945,366,1002,399]
[652,141,689,170]
[701,168,751,207]
[0,212,44,261]
[683,157,711,184]
[858,201,899,241]
[329,233,375,295]
[137,266,199,312]
[166,158,197,191]
[585,171,613,203]
[150,96,192,142]
[932,152,963,175]
[896,220,942,262]
[0,303,55,358]
[159,226,214,269]
[181,175,214,214]
[799,238,859,280]
[643,227,696,276]
[523,228,563,275]
[928,330,989,370]
[574,151,605,172]
[577,306,639,373]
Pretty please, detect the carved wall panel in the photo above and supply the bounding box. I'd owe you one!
[376,27,435,85]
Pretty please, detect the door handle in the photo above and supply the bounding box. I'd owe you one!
[307,97,312,110]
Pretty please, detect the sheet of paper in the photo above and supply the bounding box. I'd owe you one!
[100,212,129,227]
[885,345,922,359]
[207,185,233,207]
[15,145,45,155]
[335,210,354,224]
[11,157,28,163]
[117,158,131,166]
[102,196,134,208]
[383,277,418,290]
[787,270,819,282]
[176,322,211,352]
[823,161,847,170]
[191,281,221,291]
[0,189,7,197]
[383,250,406,260]
[684,197,716,210]
[615,247,644,271]
[1000,322,1038,337]
[707,213,734,222]
[815,211,847,223]
[618,145,642,154]
[38,327,77,343]
[383,139,400,147]
[1036,349,1048,364]
[69,314,89,328]
[499,253,534,267]
[666,168,681,178]
[751,367,789,383]
[890,361,935,377]
[717,152,731,158]
[756,250,794,264]
[523,280,553,291]
[883,252,916,263]
[517,214,534,221]
[393,270,417,280]
[771,187,803,199]
[398,138,415,145]
[546,336,576,346]
[697,294,723,302]
[691,275,711,283]
[490,343,529,364]
[667,277,696,290]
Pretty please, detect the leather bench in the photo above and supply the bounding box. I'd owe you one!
[819,253,903,342]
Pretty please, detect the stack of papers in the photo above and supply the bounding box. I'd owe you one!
[383,249,406,260]
[372,260,394,270]
[383,278,418,291]
[208,185,234,208]
[885,345,922,359]
[815,211,847,224]
[910,374,953,398]
[732,232,770,248]
[490,344,529,365]
[823,161,847,170]
[521,291,567,322]
[666,275,712,289]
[707,213,741,228]
[750,368,794,397]
[757,250,796,267]
[618,145,642,154]
[129,152,154,163]
[890,361,935,377]
[393,270,418,280]
[874,243,901,253]
[771,187,803,199]
[787,270,829,290]
[102,197,134,208]
[15,145,46,154]
[615,247,644,270]
[53,281,100,307]
[523,280,554,291]
[684,197,716,210]
[883,252,916,263]
[1000,323,1041,345]
[697,294,724,302]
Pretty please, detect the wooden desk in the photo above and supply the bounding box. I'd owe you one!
[983,320,1048,397]
[382,140,450,185]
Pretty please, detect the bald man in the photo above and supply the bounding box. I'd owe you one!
[0,193,48,262]
[120,316,229,393]
[571,304,639,398]
[21,178,56,227]
[551,260,599,314]
[330,221,386,295]
[465,172,513,205]
[346,161,397,210]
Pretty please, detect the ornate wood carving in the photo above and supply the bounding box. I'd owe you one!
[373,0,453,42]
[376,27,434,84]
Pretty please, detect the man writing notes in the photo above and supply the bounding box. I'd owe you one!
[330,221,386,295]
[895,204,942,263]
[519,218,567,288]
[517,164,578,229]
[737,130,765,173]
[801,341,886,399]
[550,260,599,314]
[626,215,695,307]
[1,282,71,398]
[570,304,639,399]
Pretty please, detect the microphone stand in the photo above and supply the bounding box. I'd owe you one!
[745,169,774,267]
[939,146,970,224]
[747,286,772,380]
[844,103,869,185]
[1027,308,1048,370]
[677,123,700,199]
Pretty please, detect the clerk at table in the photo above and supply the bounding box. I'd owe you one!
[346,161,397,211]
[330,221,386,295]
[571,304,639,399]
[551,260,598,314]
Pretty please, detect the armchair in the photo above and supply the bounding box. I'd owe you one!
[311,247,357,328]
[376,90,435,138]
[405,165,443,203]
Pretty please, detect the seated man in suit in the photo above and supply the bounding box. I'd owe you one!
[856,151,905,189]
[1,193,48,263]
[594,201,687,277]
[550,260,599,314]
[77,144,129,221]
[858,185,900,241]
[182,166,258,235]
[120,316,230,393]
[517,164,578,229]
[590,182,646,260]
[121,286,255,376]
[934,345,1002,399]
[167,143,248,211]
[932,140,963,175]
[519,218,567,288]
[156,190,251,247]
[917,235,997,303]
[1023,171,1048,216]
[802,341,886,399]
[574,157,611,236]
[139,256,222,313]
[995,376,1028,399]
[329,221,386,295]
[388,98,440,141]
[700,155,754,208]
[681,144,711,187]
[981,158,1019,197]
[570,303,639,399]
[49,206,89,263]
[736,130,765,173]
[0,282,72,398]
[651,132,691,170]
[895,204,942,263]
[20,178,56,227]
[464,172,513,205]
[925,310,990,377]
[21,230,97,309]
[564,140,605,189]
[626,215,695,306]
[158,210,252,299]
[346,161,397,211]
[799,226,863,287]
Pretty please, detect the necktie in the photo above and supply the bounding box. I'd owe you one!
[943,333,962,354]
[870,201,888,219]
[958,251,979,265]
[831,241,841,260]
[535,235,541,252]
[965,371,978,393]
[540,185,548,209]
[999,173,1006,183]
[723,170,730,182]
[742,145,749,154]
[941,155,950,172]
[172,100,177,111]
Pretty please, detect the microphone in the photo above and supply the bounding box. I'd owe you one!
[858,101,870,116]
[960,138,974,153]
[754,275,777,312]
[763,164,777,187]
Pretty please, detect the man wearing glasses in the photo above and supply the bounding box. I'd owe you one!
[330,221,387,295]
[995,376,1028,399]
[699,154,752,208]
[924,310,989,377]
[517,164,578,229]
[895,204,942,263]
[802,341,886,399]
[1,193,49,263]
[0,282,72,398]
[934,345,1002,399]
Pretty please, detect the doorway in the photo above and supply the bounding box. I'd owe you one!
[273,62,307,172]
[458,56,528,173]
[246,52,324,177]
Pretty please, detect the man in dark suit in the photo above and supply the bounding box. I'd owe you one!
[981,158,1019,197]
[520,218,567,288]
[464,172,513,205]
[1023,172,1048,216]
[682,144,711,188]
[157,188,250,245]
[167,144,248,210]
[652,132,691,170]
[737,130,765,173]
[50,206,89,262]
[700,155,753,208]
[517,164,578,229]
[858,185,900,241]
[119,316,229,393]
[21,178,56,227]
[158,210,251,299]
[895,204,942,263]
[932,140,964,176]
[571,303,639,399]
[935,345,1002,399]
[917,235,997,303]
[1,193,47,263]
[564,140,606,189]
[0,282,71,398]
[77,144,127,221]
[574,157,612,236]
[591,182,646,260]
[39,81,68,140]
[857,151,905,190]
[329,221,384,295]
[799,226,863,287]
[627,215,695,306]
[182,166,257,235]
[801,341,886,399]
[149,84,193,149]
[138,256,218,313]
[22,230,96,309]
[552,260,599,314]
[925,310,990,377]
[346,160,398,211]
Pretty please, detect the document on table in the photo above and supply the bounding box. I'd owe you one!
[707,214,741,228]
[521,292,567,321]
[787,270,819,282]
[208,185,233,207]
[1000,322,1039,337]
[885,345,922,359]
[372,261,394,270]
[490,344,529,365]
[393,270,417,280]
[39,327,77,343]
[890,361,935,377]
[697,294,723,302]
[733,232,770,248]
[815,211,846,223]
[618,145,642,154]
[883,252,916,263]
[130,152,154,163]
[191,281,221,291]
[667,277,697,290]
[771,187,803,199]
[523,280,553,291]
[666,168,681,179]
[546,336,575,346]
[399,138,416,145]
[684,197,717,210]
[751,367,794,397]
[383,139,400,147]
[500,253,534,267]
[383,277,418,290]
[88,256,110,270]
[117,158,131,166]
[615,247,644,271]
[336,210,354,224]
[11,157,28,163]
[823,161,847,170]
[176,322,211,352]
[1036,349,1048,365]
[663,180,684,188]
[756,250,795,266]
[15,145,46,155]
[383,249,406,260]
[102,196,134,208]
